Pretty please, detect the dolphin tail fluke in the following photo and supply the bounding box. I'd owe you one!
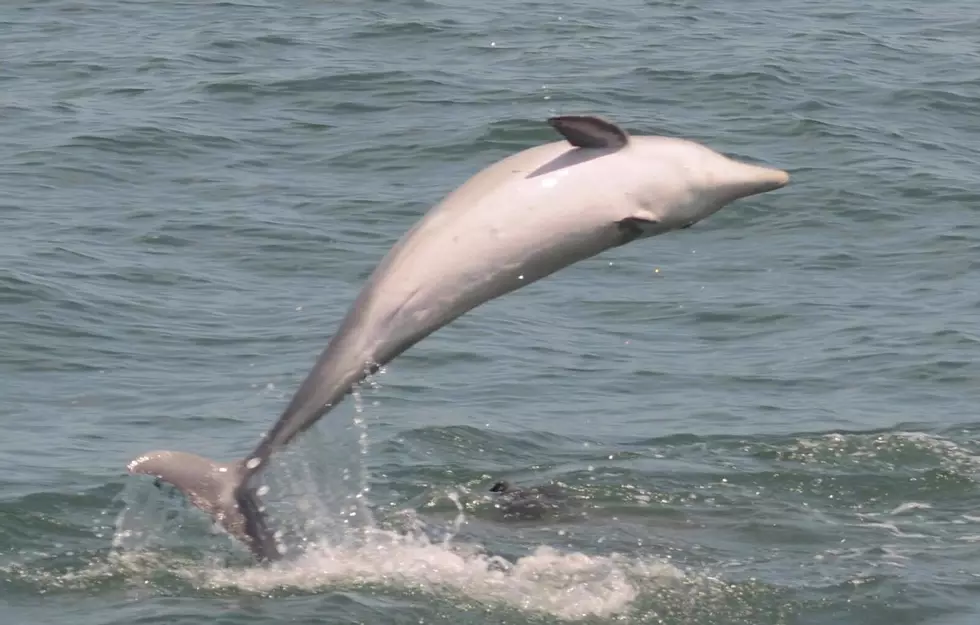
[126,450,281,561]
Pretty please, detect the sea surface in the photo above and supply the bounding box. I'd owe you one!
[2,1,979,623]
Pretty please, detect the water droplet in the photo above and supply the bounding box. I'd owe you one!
[246,458,261,469]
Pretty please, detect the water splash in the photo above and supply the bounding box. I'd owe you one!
[187,529,687,620]
[349,383,376,528]
[99,467,689,620]
[92,375,696,620]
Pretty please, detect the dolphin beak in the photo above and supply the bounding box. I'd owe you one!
[720,160,790,203]
[754,165,790,192]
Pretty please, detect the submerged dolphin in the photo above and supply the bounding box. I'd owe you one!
[127,115,789,561]
[488,480,569,521]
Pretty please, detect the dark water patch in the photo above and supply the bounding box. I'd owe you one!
[351,20,451,39]
[65,126,243,157]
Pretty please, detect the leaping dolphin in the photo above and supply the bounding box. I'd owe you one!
[127,115,790,561]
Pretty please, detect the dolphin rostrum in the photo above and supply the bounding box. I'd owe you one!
[127,115,789,561]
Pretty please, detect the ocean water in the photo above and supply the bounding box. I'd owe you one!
[2,0,980,623]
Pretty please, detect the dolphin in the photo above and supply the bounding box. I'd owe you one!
[127,114,789,561]
[488,480,569,521]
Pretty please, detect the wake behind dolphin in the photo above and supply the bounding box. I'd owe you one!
[127,115,790,561]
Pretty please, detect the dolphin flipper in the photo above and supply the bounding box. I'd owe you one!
[126,450,280,561]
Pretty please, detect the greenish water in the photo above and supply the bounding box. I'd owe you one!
[2,1,979,623]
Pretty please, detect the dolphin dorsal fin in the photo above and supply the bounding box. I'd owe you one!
[547,115,630,149]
